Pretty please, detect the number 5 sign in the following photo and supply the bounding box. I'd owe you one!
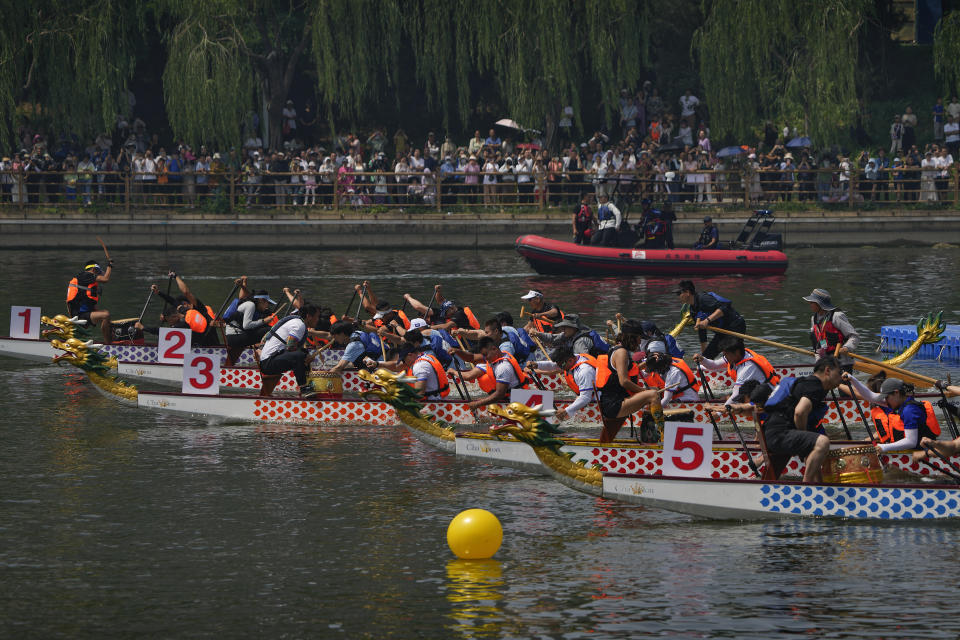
[10,306,41,339]
[182,352,220,395]
[158,327,191,364]
[661,422,713,477]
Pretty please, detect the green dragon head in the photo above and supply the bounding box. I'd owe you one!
[359,367,430,412]
[50,338,116,376]
[917,310,946,345]
[488,402,565,450]
[42,314,93,341]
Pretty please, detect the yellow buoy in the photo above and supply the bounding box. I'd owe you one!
[446,509,503,559]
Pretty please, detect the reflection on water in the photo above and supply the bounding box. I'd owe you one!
[3,247,960,637]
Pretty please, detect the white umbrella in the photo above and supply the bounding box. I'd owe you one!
[495,118,522,130]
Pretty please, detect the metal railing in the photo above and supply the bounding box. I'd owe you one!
[0,167,956,212]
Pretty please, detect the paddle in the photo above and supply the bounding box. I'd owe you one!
[696,361,715,401]
[424,287,439,321]
[921,443,960,484]
[137,288,154,324]
[704,326,936,389]
[727,406,761,479]
[343,287,358,318]
[526,335,551,391]
[96,236,112,263]
[705,403,723,440]
[206,282,241,338]
[935,381,960,439]
[161,272,175,318]
[354,283,368,320]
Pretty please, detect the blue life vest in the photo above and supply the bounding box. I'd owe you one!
[598,204,613,221]
[587,330,609,354]
[765,376,828,430]
[428,332,454,369]
[502,326,531,362]
[516,327,537,351]
[664,334,684,358]
[350,331,382,357]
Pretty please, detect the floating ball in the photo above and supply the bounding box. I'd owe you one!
[446,509,503,559]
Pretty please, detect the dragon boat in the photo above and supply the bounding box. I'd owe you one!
[356,368,957,481]
[486,403,960,521]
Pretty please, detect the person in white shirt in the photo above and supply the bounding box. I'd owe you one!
[258,303,323,398]
[695,337,778,413]
[528,346,596,420]
[920,150,938,201]
[482,154,498,206]
[642,344,701,407]
[944,116,960,159]
[679,90,700,124]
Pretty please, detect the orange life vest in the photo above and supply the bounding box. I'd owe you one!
[727,348,780,385]
[871,401,941,444]
[477,352,529,393]
[594,348,640,391]
[412,353,450,398]
[66,275,99,304]
[463,306,480,330]
[646,357,701,393]
[563,354,598,394]
[185,305,215,333]
[532,305,564,332]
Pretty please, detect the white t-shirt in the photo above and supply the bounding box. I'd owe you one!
[945,121,960,143]
[491,357,520,388]
[699,355,766,406]
[412,356,441,398]
[261,317,306,360]
[661,365,700,406]
[679,95,700,117]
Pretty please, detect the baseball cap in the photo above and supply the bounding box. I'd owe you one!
[84,260,103,273]
[408,318,428,330]
[646,340,667,354]
[253,290,276,305]
[520,290,543,300]
[880,377,904,396]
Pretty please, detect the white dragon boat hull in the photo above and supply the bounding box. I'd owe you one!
[600,474,960,520]
[454,431,950,479]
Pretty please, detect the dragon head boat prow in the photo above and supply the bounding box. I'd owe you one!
[358,367,456,451]
[882,310,946,367]
[49,338,135,402]
[489,401,603,493]
[41,314,91,341]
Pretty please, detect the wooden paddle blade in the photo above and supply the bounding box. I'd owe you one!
[852,360,933,389]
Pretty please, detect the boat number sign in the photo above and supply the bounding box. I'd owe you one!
[510,389,555,411]
[182,352,221,395]
[10,306,41,340]
[661,422,713,477]
[158,328,192,364]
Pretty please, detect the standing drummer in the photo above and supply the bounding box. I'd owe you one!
[803,288,859,373]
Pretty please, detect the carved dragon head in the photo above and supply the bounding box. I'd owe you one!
[883,310,946,367]
[41,314,91,341]
[50,338,116,375]
[359,368,428,412]
[488,402,565,450]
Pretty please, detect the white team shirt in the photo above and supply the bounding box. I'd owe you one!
[261,318,306,360]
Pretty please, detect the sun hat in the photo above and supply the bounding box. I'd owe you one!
[253,290,276,305]
[553,318,580,331]
[520,290,543,300]
[802,288,836,311]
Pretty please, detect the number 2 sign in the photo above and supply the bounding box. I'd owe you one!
[158,328,191,364]
[10,306,41,339]
[661,422,713,477]
[182,352,220,395]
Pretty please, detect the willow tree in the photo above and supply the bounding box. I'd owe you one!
[0,0,140,151]
[694,0,870,146]
[160,0,313,150]
[312,0,651,137]
[934,11,960,99]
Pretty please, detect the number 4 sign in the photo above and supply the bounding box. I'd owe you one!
[10,306,41,339]
[182,352,220,395]
[158,328,191,364]
[661,422,714,477]
[510,388,554,411]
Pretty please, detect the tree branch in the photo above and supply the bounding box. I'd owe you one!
[283,20,312,91]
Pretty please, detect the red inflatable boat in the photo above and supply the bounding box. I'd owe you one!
[515,235,788,276]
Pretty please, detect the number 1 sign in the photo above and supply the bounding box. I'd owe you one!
[10,306,41,340]
[182,352,221,395]
[661,422,714,477]
[158,328,191,364]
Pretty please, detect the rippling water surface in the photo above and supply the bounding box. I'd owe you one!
[2,247,960,638]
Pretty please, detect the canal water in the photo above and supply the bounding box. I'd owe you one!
[1,247,959,638]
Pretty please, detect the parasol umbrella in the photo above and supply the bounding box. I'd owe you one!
[716,146,746,158]
[495,118,523,131]
[786,136,812,148]
[516,142,541,150]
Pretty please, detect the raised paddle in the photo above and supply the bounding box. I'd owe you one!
[96,236,111,262]
[137,288,155,324]
[205,282,241,338]
[703,325,936,389]
[343,288,358,318]
[525,335,551,391]
[727,406,761,479]
[354,283,368,320]
[424,287,440,321]
[161,272,175,318]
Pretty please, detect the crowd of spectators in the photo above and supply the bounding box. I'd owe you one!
[2,87,958,209]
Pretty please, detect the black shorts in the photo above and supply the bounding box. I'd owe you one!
[226,327,269,349]
[599,392,625,419]
[763,426,821,459]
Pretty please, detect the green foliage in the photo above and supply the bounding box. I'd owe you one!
[694,0,870,146]
[934,11,960,98]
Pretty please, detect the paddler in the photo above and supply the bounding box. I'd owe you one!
[803,288,859,372]
[843,374,941,451]
[224,277,277,366]
[66,258,114,343]
[139,272,219,346]
[642,342,701,407]
[520,289,564,332]
[675,280,746,358]
[257,302,322,399]
[449,336,529,411]
[529,315,601,357]
[453,317,531,364]
[398,330,450,401]
[694,337,780,415]
[328,320,383,373]
[760,355,843,483]
[403,284,479,331]
[526,346,596,421]
[595,320,661,442]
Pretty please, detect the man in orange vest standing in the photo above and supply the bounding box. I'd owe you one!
[803,288,859,373]
[67,258,114,343]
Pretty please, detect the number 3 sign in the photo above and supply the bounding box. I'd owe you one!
[182,352,220,395]
[158,328,192,364]
[10,306,41,339]
[661,422,713,477]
